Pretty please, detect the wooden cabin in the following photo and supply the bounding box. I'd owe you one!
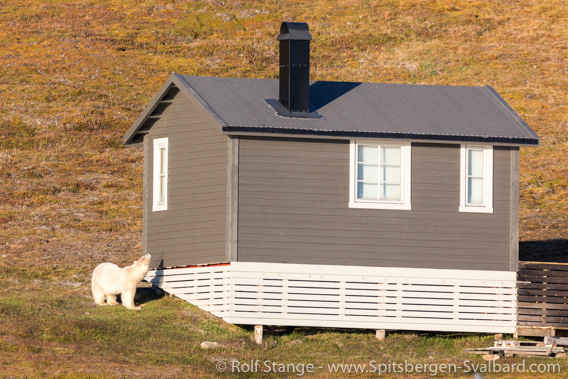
[124,22,539,334]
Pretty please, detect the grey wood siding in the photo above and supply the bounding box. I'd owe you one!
[144,91,227,268]
[237,138,516,271]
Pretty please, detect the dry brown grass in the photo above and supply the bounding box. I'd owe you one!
[1,2,565,272]
[0,0,566,375]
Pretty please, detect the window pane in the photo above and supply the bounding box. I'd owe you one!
[381,184,401,201]
[159,176,166,203]
[159,147,166,175]
[468,177,483,204]
[358,182,378,200]
[382,165,401,183]
[382,146,401,164]
[358,145,378,163]
[468,150,483,177]
[358,164,378,182]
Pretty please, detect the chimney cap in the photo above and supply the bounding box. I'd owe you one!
[277,22,312,41]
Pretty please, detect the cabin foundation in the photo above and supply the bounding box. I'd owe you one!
[146,261,517,334]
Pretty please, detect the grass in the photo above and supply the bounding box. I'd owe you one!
[1,272,566,378]
[0,0,566,376]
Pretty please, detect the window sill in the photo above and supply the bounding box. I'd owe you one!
[152,204,168,212]
[349,201,411,211]
[459,205,493,214]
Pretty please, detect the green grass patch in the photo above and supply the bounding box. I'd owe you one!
[0,276,567,377]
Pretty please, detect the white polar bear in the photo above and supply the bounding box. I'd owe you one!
[91,254,151,310]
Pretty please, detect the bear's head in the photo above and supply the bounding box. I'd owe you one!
[130,254,152,282]
[137,254,151,267]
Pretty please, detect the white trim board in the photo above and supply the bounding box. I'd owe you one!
[145,262,517,334]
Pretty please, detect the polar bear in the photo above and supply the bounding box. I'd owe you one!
[91,254,151,310]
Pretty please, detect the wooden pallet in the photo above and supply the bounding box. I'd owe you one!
[465,340,565,358]
[544,336,568,346]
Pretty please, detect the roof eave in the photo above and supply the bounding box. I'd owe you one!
[123,76,177,147]
[222,126,540,146]
[484,86,540,146]
[123,73,226,147]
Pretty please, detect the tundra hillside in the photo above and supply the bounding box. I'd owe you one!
[0,0,566,377]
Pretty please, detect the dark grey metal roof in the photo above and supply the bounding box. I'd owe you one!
[124,73,539,146]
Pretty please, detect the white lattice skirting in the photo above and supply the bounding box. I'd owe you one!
[145,262,517,334]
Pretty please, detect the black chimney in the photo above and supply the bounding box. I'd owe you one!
[277,22,312,115]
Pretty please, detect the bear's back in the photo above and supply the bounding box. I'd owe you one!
[92,262,122,282]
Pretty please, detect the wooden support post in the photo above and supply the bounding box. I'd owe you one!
[254,325,263,345]
[376,329,386,341]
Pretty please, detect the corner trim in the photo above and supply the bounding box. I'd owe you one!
[142,135,149,255]
[226,137,239,262]
[510,148,520,272]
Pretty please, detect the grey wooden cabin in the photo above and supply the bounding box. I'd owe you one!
[124,23,539,334]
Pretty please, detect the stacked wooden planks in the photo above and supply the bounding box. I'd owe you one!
[465,340,565,358]
[517,262,568,328]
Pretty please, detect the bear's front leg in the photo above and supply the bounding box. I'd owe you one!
[121,289,140,310]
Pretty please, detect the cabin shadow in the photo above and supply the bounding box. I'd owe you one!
[240,326,490,339]
[239,325,376,337]
[108,288,164,307]
[519,239,568,263]
[133,265,166,306]
[134,286,165,306]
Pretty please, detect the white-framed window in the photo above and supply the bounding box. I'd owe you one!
[349,140,411,210]
[152,137,168,212]
[459,144,493,213]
